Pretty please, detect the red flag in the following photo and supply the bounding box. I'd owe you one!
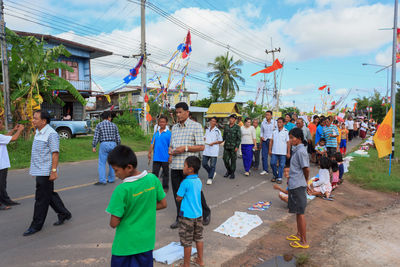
[313,105,316,113]
[182,31,192,59]
[397,29,400,63]
[353,102,357,112]
[318,85,327,90]
[251,59,283,76]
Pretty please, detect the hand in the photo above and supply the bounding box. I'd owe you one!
[253,146,257,151]
[269,151,272,156]
[172,146,185,155]
[12,125,19,131]
[168,156,172,163]
[18,124,25,131]
[273,184,280,190]
[49,171,58,181]
[147,152,152,161]
[92,147,96,153]
[209,142,214,146]
[286,152,290,159]
[234,147,238,152]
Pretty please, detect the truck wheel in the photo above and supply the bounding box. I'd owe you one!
[57,129,72,139]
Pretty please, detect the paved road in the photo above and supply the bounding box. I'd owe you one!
[0,139,361,266]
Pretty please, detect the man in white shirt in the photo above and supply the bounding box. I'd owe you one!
[269,117,290,184]
[260,110,277,175]
[202,117,223,185]
[0,121,24,210]
[345,117,354,141]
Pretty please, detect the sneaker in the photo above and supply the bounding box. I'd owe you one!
[244,172,250,176]
[260,171,268,175]
[207,179,213,185]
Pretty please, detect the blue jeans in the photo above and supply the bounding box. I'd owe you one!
[98,141,117,183]
[202,155,217,179]
[261,139,271,172]
[111,250,153,267]
[270,154,286,179]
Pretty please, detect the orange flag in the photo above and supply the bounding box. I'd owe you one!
[318,85,327,90]
[251,59,283,76]
[373,107,393,158]
[313,105,316,113]
[353,102,357,112]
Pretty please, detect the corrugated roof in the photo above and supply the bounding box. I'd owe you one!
[205,102,241,118]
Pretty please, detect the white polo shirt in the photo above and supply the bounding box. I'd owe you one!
[271,128,289,155]
[203,126,223,157]
[260,118,277,140]
[345,120,354,130]
[0,134,12,170]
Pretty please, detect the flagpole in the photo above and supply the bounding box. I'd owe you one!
[390,0,398,158]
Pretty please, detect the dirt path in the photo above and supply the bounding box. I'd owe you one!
[222,181,400,267]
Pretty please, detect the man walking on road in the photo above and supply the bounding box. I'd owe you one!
[202,117,223,185]
[23,110,72,236]
[260,110,276,175]
[269,117,290,184]
[169,102,211,229]
[252,118,261,170]
[0,121,24,210]
[345,116,354,142]
[92,111,121,185]
[223,114,241,179]
[322,117,339,156]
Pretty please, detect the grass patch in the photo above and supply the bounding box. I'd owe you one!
[295,253,310,266]
[347,130,400,192]
[8,135,152,170]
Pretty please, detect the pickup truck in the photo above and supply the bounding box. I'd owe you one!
[50,120,90,139]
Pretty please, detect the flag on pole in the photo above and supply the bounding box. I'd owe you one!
[182,31,192,59]
[353,102,357,112]
[313,105,316,113]
[251,59,283,76]
[397,29,400,63]
[318,85,327,90]
[123,55,144,84]
[327,87,330,94]
[105,94,111,103]
[373,107,393,158]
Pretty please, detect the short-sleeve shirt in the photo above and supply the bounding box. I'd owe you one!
[315,125,324,145]
[30,124,60,176]
[203,127,223,157]
[255,126,261,143]
[170,119,205,170]
[260,119,276,139]
[106,171,165,256]
[288,144,309,190]
[151,128,171,162]
[308,122,317,137]
[0,134,12,170]
[177,174,202,219]
[271,128,289,155]
[284,122,295,131]
[345,120,354,130]
[322,125,339,148]
[315,145,327,153]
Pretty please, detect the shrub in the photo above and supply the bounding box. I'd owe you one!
[113,112,144,138]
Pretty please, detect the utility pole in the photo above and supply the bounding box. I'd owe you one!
[390,0,398,158]
[0,0,12,130]
[140,0,147,133]
[265,40,280,112]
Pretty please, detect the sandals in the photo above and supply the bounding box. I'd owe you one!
[289,241,309,249]
[323,197,334,201]
[0,205,11,210]
[286,234,300,241]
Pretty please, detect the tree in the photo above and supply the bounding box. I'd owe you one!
[353,90,386,123]
[191,97,213,108]
[207,52,245,101]
[0,28,86,132]
[280,106,300,116]
[242,101,264,119]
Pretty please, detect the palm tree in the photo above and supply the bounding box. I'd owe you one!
[207,52,245,101]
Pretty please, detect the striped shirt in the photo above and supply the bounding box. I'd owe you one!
[30,124,59,176]
[170,119,205,170]
[322,125,339,148]
[92,120,121,147]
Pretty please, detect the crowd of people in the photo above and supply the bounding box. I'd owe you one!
[0,103,375,267]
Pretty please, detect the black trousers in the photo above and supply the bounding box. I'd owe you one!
[0,168,12,205]
[171,169,210,220]
[30,176,71,230]
[152,161,169,189]
[348,130,354,141]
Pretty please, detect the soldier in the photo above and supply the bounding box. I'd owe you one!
[223,114,241,179]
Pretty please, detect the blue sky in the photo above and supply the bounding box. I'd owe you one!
[5,0,398,111]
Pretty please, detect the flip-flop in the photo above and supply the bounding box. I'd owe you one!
[0,205,11,210]
[286,234,300,241]
[289,241,309,249]
[323,197,334,201]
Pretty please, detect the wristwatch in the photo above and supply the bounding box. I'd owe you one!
[185,145,188,152]
[51,168,57,172]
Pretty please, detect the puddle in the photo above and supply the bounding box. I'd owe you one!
[255,254,296,267]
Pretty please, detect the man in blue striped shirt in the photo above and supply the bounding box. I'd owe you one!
[23,110,71,236]
[322,117,339,156]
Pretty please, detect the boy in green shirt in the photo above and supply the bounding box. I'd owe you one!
[106,145,167,267]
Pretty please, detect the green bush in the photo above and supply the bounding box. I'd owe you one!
[113,112,144,138]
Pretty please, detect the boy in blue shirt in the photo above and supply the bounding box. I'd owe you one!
[176,156,204,267]
[106,145,167,267]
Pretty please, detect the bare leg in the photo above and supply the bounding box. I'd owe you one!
[195,241,204,266]
[296,214,308,246]
[183,246,192,267]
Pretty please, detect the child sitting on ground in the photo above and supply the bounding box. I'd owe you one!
[106,145,167,267]
[307,157,332,200]
[315,138,327,164]
[330,159,340,189]
[334,152,345,184]
[176,156,205,267]
[273,164,290,203]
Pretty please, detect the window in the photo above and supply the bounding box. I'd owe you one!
[61,60,79,81]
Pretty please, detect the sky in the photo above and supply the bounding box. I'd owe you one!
[4,0,399,112]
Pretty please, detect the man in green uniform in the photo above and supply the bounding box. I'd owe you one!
[223,114,241,179]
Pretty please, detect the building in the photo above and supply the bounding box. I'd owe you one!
[15,31,112,121]
[205,102,241,120]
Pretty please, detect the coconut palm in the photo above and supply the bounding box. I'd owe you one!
[207,52,245,101]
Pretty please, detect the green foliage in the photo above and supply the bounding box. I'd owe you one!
[207,52,245,101]
[191,97,214,108]
[242,101,264,119]
[280,106,300,116]
[353,90,387,123]
[112,111,144,138]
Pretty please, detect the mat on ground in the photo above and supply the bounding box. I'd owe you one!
[248,201,271,211]
[214,211,263,238]
[153,242,197,265]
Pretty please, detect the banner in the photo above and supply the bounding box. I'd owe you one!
[251,59,283,76]
[373,107,393,158]
[397,29,400,63]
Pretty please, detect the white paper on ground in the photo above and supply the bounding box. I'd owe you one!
[153,242,197,265]
[214,211,263,238]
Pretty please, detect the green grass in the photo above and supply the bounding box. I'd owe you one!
[295,253,310,266]
[8,135,152,170]
[347,130,400,192]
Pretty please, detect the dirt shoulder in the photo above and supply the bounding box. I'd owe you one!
[222,180,399,267]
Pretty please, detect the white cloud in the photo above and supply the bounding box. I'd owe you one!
[375,46,392,66]
[335,88,348,95]
[284,0,308,5]
[281,88,301,96]
[242,3,261,18]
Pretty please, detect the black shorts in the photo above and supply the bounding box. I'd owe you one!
[288,186,307,215]
[327,147,337,156]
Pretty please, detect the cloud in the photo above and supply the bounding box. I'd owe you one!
[281,88,301,96]
[375,46,392,66]
[242,3,261,18]
[335,88,348,95]
[284,0,308,5]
